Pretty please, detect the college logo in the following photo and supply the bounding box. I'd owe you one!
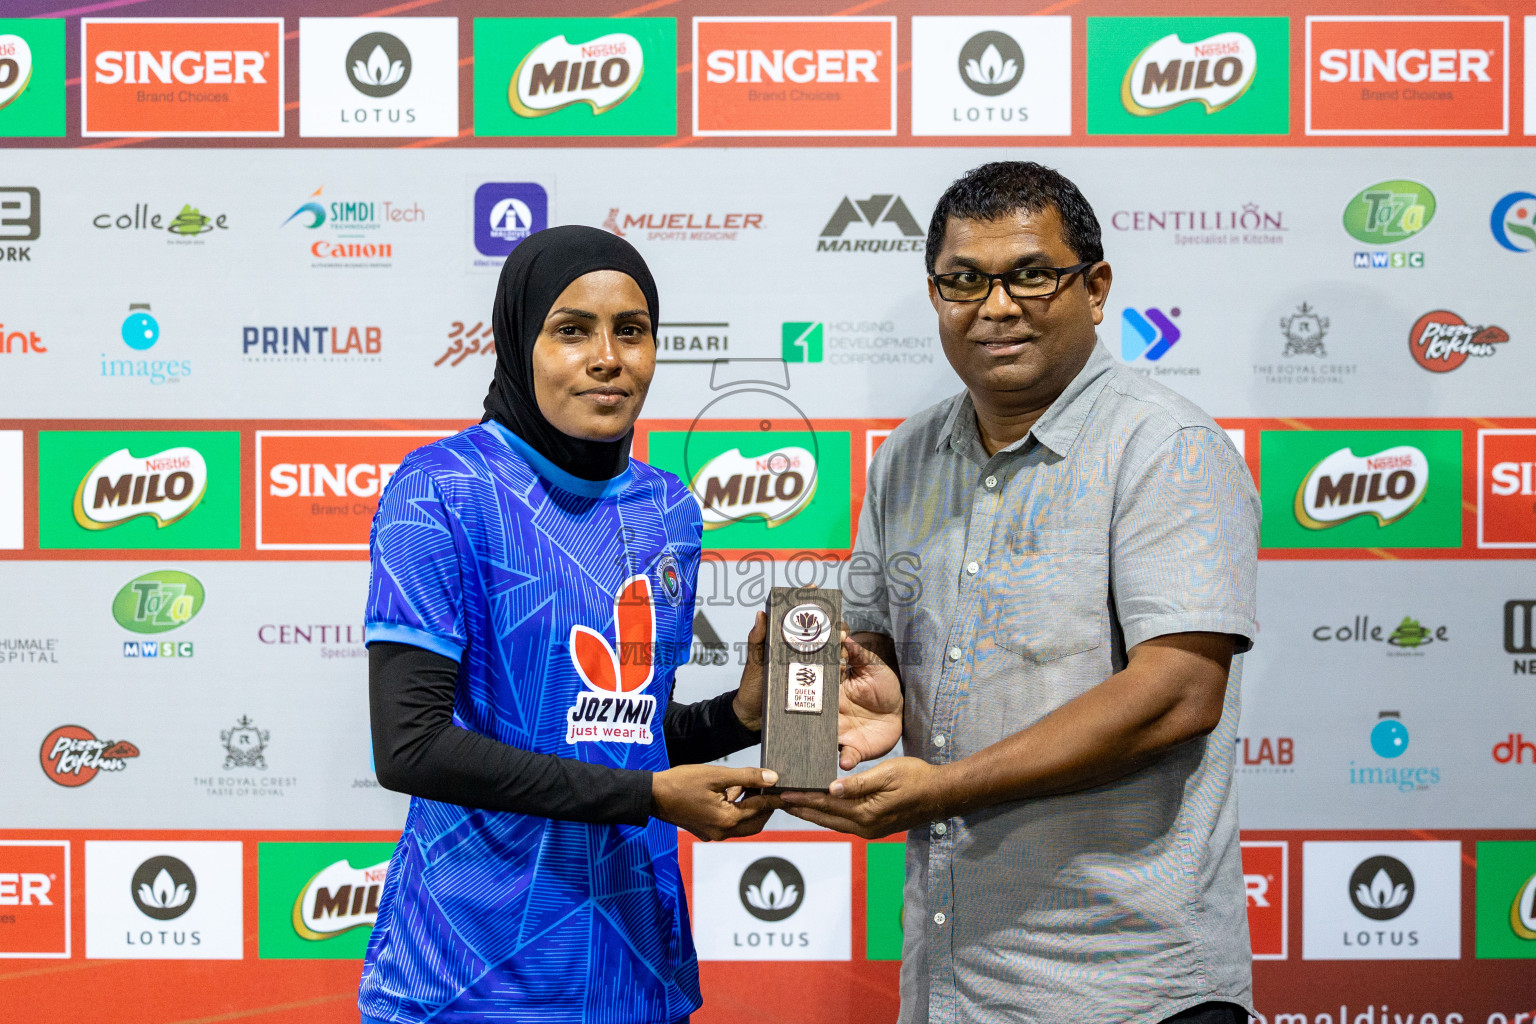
[1120,306,1181,362]
[92,202,229,242]
[85,840,242,959]
[82,18,284,137]
[112,570,204,634]
[1312,614,1446,652]
[221,716,269,770]
[255,430,447,550]
[910,17,1072,137]
[565,575,658,745]
[603,208,762,243]
[131,856,195,921]
[1479,431,1536,548]
[1490,191,1536,252]
[473,182,548,265]
[299,18,458,137]
[39,725,139,787]
[694,17,895,136]
[1306,16,1508,135]
[1474,841,1536,958]
[693,842,851,960]
[816,194,923,253]
[1408,310,1508,372]
[474,18,675,137]
[258,842,395,959]
[38,431,240,550]
[0,20,66,138]
[1303,841,1461,960]
[0,841,70,958]
[1241,841,1288,959]
[1259,430,1461,549]
[1087,17,1288,134]
[0,185,39,241]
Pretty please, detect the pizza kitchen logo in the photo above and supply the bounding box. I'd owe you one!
[1408,310,1508,372]
[73,446,208,531]
[39,725,139,787]
[1295,445,1429,530]
[565,575,658,745]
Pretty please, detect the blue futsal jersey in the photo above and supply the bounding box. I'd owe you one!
[359,421,703,1024]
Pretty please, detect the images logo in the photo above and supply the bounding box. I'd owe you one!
[473,182,548,264]
[1474,841,1536,958]
[1478,431,1536,548]
[113,570,204,634]
[1371,710,1409,759]
[39,725,139,787]
[816,194,923,253]
[73,446,207,530]
[1350,711,1441,794]
[1306,16,1508,135]
[299,18,458,138]
[1259,429,1461,549]
[909,17,1072,137]
[694,17,895,136]
[740,856,805,922]
[565,575,658,745]
[1490,191,1536,252]
[1120,306,1181,361]
[258,842,395,959]
[1087,17,1288,135]
[474,18,675,137]
[0,20,66,138]
[1408,310,1508,372]
[0,840,69,958]
[82,18,284,137]
[105,302,192,385]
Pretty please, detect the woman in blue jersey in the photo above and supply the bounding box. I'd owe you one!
[359,226,782,1024]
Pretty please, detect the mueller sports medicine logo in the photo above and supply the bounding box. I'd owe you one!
[1122,31,1258,115]
[1408,310,1508,372]
[603,208,763,243]
[694,17,896,136]
[566,576,659,745]
[39,725,139,787]
[1478,431,1536,549]
[292,858,388,940]
[511,32,642,117]
[0,841,70,958]
[73,446,207,531]
[817,194,923,253]
[1295,445,1429,530]
[82,19,284,137]
[1306,16,1508,135]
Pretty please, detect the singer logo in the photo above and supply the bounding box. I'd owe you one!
[565,575,658,745]
[1122,32,1258,115]
[0,841,70,958]
[1306,16,1508,135]
[1295,445,1430,530]
[255,431,449,551]
[1478,430,1536,548]
[693,17,896,136]
[82,19,284,137]
[1240,841,1287,959]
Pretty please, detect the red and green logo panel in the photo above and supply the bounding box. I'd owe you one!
[258,841,395,959]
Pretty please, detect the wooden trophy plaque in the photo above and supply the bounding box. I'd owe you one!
[761,586,841,791]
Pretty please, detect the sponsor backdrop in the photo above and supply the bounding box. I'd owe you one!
[2,1,1535,1022]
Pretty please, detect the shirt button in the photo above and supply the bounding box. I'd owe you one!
[933,821,948,836]
[934,734,946,748]
[965,560,979,575]
[984,475,998,489]
[934,912,946,925]
[948,646,962,662]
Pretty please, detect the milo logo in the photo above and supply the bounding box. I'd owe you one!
[693,445,816,529]
[1122,32,1258,115]
[1295,446,1429,530]
[1343,180,1436,245]
[73,446,208,530]
[112,570,205,634]
[292,858,389,940]
[511,33,643,117]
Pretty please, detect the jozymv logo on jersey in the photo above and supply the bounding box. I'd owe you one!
[566,575,658,745]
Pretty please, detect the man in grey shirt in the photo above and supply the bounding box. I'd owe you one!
[784,162,1260,1024]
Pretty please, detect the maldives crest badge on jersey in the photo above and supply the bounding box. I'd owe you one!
[565,575,658,745]
[654,551,684,607]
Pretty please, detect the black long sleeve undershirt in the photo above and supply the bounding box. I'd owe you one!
[369,641,760,827]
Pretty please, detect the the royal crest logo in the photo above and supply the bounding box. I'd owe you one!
[511,33,642,117]
[73,446,208,530]
[292,858,388,940]
[221,715,269,770]
[39,725,139,787]
[691,447,817,529]
[1122,31,1257,115]
[1280,302,1329,358]
[1408,310,1508,373]
[1295,446,1430,530]
[566,575,657,745]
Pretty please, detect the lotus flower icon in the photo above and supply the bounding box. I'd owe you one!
[345,32,411,98]
[957,31,1024,96]
[139,868,191,911]
[738,856,807,922]
[129,855,197,920]
[354,45,405,88]
[1355,868,1409,913]
[746,869,799,913]
[1347,855,1414,921]
[965,45,1017,87]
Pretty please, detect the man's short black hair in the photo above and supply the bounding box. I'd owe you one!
[925,161,1104,274]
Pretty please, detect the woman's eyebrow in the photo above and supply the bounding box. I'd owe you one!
[613,309,651,320]
[548,306,597,320]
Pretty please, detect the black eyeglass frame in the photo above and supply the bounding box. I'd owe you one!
[929,261,1098,303]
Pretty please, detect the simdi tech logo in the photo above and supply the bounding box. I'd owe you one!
[473,18,676,137]
[1306,16,1508,136]
[258,842,394,959]
[1259,429,1461,549]
[37,430,240,550]
[909,17,1072,137]
[1478,429,1536,548]
[1086,17,1289,135]
[298,18,459,138]
[693,17,896,137]
[0,19,66,138]
[82,18,284,137]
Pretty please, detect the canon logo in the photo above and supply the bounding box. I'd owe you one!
[1317,47,1491,84]
[0,872,52,906]
[704,48,878,85]
[268,463,399,499]
[94,50,266,85]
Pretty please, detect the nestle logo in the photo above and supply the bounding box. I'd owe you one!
[1366,454,1413,471]
[143,455,191,472]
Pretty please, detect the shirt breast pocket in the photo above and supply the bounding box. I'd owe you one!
[984,547,1107,663]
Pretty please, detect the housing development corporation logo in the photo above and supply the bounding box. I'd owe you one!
[298,18,458,138]
[1306,16,1508,135]
[258,842,395,959]
[816,194,923,253]
[0,19,66,138]
[82,18,283,137]
[39,725,139,787]
[1087,17,1288,135]
[1478,431,1536,548]
[1490,191,1536,252]
[474,18,675,137]
[1343,179,1434,269]
[695,17,896,136]
[1407,310,1508,372]
[909,17,1072,136]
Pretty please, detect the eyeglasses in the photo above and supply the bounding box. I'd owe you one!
[930,262,1096,302]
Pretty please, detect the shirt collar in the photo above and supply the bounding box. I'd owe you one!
[484,420,635,499]
[936,339,1117,461]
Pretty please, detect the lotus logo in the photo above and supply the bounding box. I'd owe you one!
[739,856,805,922]
[132,856,195,921]
[957,32,1023,96]
[73,446,209,531]
[1122,32,1258,115]
[346,32,411,98]
[0,33,35,111]
[783,603,832,653]
[1348,855,1414,921]
[112,570,205,634]
[1294,446,1429,530]
[691,447,817,529]
[293,857,389,940]
[511,33,643,117]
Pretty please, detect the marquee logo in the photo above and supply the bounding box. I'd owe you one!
[82,18,284,137]
[73,446,207,531]
[565,575,658,745]
[1408,310,1507,372]
[0,840,70,958]
[511,32,641,116]
[1478,430,1536,548]
[112,570,204,634]
[292,858,387,940]
[1306,16,1508,135]
[816,194,923,253]
[1121,32,1258,115]
[1294,445,1429,529]
[39,725,139,787]
[0,20,66,138]
[694,17,896,136]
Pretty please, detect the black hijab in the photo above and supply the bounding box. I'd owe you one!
[481,225,659,481]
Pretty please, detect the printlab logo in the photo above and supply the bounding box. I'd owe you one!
[816,194,923,253]
[1350,855,1414,921]
[346,32,409,97]
[1344,179,1434,269]
[39,724,139,787]
[473,182,548,265]
[1408,310,1508,372]
[113,570,204,634]
[565,576,659,745]
[1491,191,1536,253]
[241,323,382,362]
[740,856,805,922]
[131,856,195,921]
[221,716,269,770]
[0,185,40,246]
[1237,736,1294,773]
[909,17,1071,136]
[0,19,66,138]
